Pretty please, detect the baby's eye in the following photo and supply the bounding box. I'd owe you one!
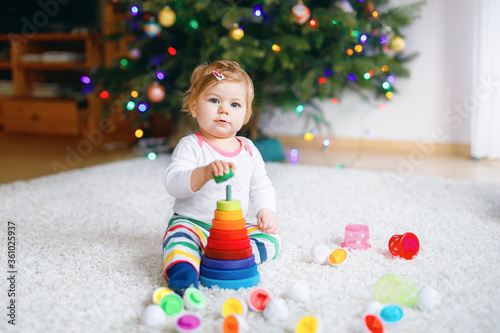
[210,98,219,104]
[230,102,240,108]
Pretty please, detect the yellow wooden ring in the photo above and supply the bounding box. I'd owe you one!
[214,209,243,221]
[212,218,246,231]
[217,200,241,211]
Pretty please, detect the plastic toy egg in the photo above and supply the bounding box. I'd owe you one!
[310,245,329,264]
[140,304,168,327]
[223,313,250,333]
[152,286,173,304]
[183,287,206,311]
[158,293,184,316]
[263,297,289,320]
[248,288,271,312]
[176,313,201,333]
[415,287,441,312]
[328,248,348,267]
[222,298,248,317]
[287,280,310,303]
[379,303,404,326]
[296,315,322,333]
[362,313,384,333]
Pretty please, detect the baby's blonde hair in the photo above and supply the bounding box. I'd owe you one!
[182,60,254,124]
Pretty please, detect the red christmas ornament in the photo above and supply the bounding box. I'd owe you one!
[147,82,165,103]
[292,1,311,25]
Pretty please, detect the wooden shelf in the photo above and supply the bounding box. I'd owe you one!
[17,61,88,70]
[10,95,78,101]
[0,32,98,42]
[0,6,134,139]
[0,61,11,70]
[2,98,81,136]
[0,32,102,136]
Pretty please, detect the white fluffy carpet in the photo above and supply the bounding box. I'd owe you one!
[1,155,499,333]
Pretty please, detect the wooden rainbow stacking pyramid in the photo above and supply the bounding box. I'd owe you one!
[199,185,260,289]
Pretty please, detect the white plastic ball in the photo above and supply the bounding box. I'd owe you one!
[263,297,289,320]
[310,245,330,264]
[140,304,168,327]
[416,287,442,312]
[361,300,383,316]
[287,280,310,303]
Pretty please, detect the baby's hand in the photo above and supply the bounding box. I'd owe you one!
[191,160,236,192]
[257,208,279,234]
[206,160,235,179]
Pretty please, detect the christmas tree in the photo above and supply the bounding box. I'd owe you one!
[91,0,424,138]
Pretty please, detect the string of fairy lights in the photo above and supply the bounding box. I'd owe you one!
[82,0,416,164]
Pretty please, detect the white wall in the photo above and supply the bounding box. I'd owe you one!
[260,0,475,144]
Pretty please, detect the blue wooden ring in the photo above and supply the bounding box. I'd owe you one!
[200,263,258,280]
[201,254,255,270]
[199,272,260,290]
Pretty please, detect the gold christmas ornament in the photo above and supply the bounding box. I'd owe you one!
[390,36,406,52]
[292,1,311,25]
[147,82,166,103]
[229,24,244,41]
[158,6,176,28]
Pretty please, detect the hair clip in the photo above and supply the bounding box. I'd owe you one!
[212,70,226,82]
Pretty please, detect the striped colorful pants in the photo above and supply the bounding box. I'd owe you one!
[163,215,281,282]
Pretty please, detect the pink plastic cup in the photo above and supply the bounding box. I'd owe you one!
[388,232,420,260]
[341,224,371,250]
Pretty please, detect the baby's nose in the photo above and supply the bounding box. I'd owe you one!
[218,104,229,114]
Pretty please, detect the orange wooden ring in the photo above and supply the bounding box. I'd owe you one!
[212,218,246,231]
[207,237,250,251]
[214,209,243,221]
[210,228,248,241]
[204,246,253,260]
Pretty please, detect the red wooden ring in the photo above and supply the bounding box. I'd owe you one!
[207,237,250,250]
[204,246,253,260]
[210,228,248,241]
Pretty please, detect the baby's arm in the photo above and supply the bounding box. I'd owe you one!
[166,136,236,197]
[190,160,236,192]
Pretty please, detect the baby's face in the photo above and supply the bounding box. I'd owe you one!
[190,81,248,140]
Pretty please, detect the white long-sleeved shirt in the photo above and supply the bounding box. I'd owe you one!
[165,132,276,224]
